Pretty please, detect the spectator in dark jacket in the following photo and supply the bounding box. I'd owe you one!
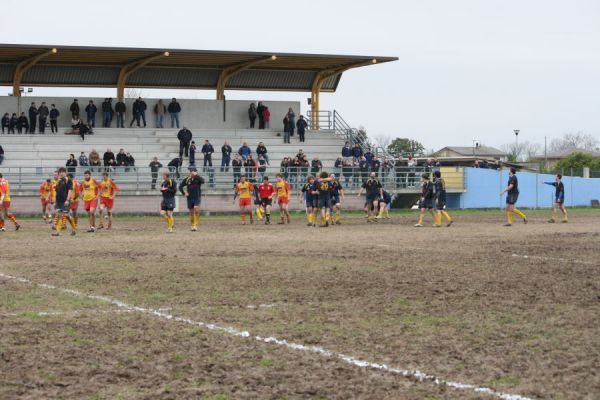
[364,149,374,166]
[116,149,128,166]
[125,153,135,171]
[28,102,38,133]
[149,157,163,189]
[177,127,192,157]
[256,142,269,165]
[1,113,9,134]
[85,100,97,128]
[167,157,182,179]
[79,152,89,167]
[101,98,113,127]
[168,98,181,128]
[8,113,17,134]
[189,141,197,166]
[103,148,115,166]
[201,140,214,169]
[248,103,257,128]
[38,102,49,133]
[296,115,308,142]
[69,99,79,118]
[115,98,126,128]
[154,99,167,128]
[0,145,4,164]
[231,154,242,183]
[238,142,252,160]
[283,115,290,143]
[341,142,352,160]
[287,108,296,137]
[17,112,28,133]
[221,141,232,172]
[371,157,381,177]
[256,102,266,129]
[66,154,78,173]
[311,157,322,175]
[49,105,60,133]
[352,144,363,162]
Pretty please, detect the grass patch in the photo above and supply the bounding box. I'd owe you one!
[491,376,521,386]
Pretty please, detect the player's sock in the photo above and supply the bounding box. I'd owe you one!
[384,208,389,218]
[266,213,270,222]
[418,215,424,225]
[306,213,311,223]
[0,219,4,228]
[7,214,18,225]
[195,212,200,226]
[162,214,169,227]
[256,207,263,219]
[506,211,513,225]
[61,214,67,229]
[56,214,64,232]
[562,209,568,221]
[241,213,246,222]
[335,210,341,222]
[168,216,175,229]
[67,215,75,229]
[442,210,452,222]
[513,208,526,219]
[53,214,59,226]
[72,215,78,229]
[189,212,194,226]
[377,207,384,218]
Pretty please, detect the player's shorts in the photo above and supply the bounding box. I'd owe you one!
[419,198,434,209]
[436,200,445,210]
[54,201,69,212]
[0,201,10,210]
[187,196,201,209]
[318,196,331,209]
[161,198,175,211]
[278,197,289,205]
[366,194,379,203]
[260,198,272,207]
[555,196,564,204]
[41,198,52,207]
[100,197,114,209]
[239,197,251,207]
[506,193,519,205]
[69,201,79,211]
[84,199,98,211]
[331,195,340,205]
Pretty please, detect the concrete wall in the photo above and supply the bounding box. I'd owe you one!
[460,167,600,208]
[0,96,301,130]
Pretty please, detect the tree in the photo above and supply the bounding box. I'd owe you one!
[554,152,600,172]
[372,134,391,150]
[550,131,599,153]
[501,141,542,162]
[386,138,425,157]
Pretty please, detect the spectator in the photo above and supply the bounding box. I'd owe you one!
[85,100,97,128]
[0,145,3,164]
[101,98,113,127]
[130,98,140,127]
[89,149,101,169]
[334,157,343,179]
[38,102,49,134]
[1,113,9,133]
[342,159,353,186]
[201,139,214,170]
[125,152,135,172]
[296,115,308,142]
[69,99,79,119]
[66,154,78,173]
[287,108,296,138]
[280,157,290,181]
[371,157,381,177]
[311,156,322,175]
[352,144,363,162]
[295,149,305,160]
[9,113,18,134]
[103,148,115,166]
[238,142,252,160]
[137,97,147,127]
[282,114,290,143]
[168,98,181,128]
[221,141,232,172]
[28,102,38,133]
[154,99,167,128]
[407,156,417,167]
[256,101,266,129]
[342,141,352,161]
[149,157,163,189]
[244,155,257,179]
[248,103,257,128]
[177,126,192,158]
[115,98,126,128]
[167,157,182,179]
[359,156,369,182]
[256,142,269,165]
[79,152,89,167]
[69,116,89,140]
[257,155,267,180]
[116,149,128,167]
[364,148,374,165]
[262,106,271,129]
[49,104,60,133]
[189,141,197,166]
[17,112,29,134]
[232,154,242,183]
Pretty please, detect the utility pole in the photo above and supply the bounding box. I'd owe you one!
[513,129,520,161]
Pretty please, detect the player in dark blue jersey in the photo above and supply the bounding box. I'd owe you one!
[300,175,317,226]
[160,172,178,233]
[315,172,333,227]
[544,173,567,223]
[179,167,204,231]
[433,170,453,227]
[329,173,345,225]
[499,167,527,226]
[376,189,393,220]
[415,173,437,227]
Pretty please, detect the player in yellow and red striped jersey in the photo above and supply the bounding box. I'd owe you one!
[39,178,54,222]
[274,173,291,224]
[81,170,101,232]
[234,175,254,225]
[67,174,81,231]
[0,173,21,231]
[97,172,120,230]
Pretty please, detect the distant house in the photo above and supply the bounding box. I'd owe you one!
[529,148,600,169]
[433,146,508,161]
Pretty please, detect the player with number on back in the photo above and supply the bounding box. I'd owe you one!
[500,167,528,227]
[160,172,177,233]
[98,172,120,230]
[179,167,204,231]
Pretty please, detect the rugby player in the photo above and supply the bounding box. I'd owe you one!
[0,173,21,231]
[39,178,53,222]
[81,170,100,232]
[274,173,291,224]
[357,172,383,223]
[234,175,254,225]
[499,167,527,226]
[97,172,120,230]
[329,173,345,225]
[414,173,437,227]
[300,175,317,226]
[160,172,177,233]
[433,170,453,227]
[315,172,333,227]
[67,174,81,231]
[251,179,264,221]
[376,189,393,220]
[544,173,567,223]
[258,176,275,224]
[51,167,75,237]
[179,167,204,231]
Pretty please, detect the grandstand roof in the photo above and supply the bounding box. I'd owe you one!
[0,44,397,93]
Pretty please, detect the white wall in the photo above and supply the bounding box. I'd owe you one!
[0,96,301,130]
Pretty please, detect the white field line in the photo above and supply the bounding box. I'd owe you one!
[0,272,532,400]
[511,253,593,265]
[0,309,134,318]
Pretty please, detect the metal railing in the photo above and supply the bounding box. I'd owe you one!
[0,165,465,193]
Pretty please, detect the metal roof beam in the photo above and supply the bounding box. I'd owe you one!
[12,48,57,96]
[117,51,170,98]
[216,55,276,100]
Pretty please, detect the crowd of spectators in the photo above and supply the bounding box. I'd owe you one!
[63,148,136,173]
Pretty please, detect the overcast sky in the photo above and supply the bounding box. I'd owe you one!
[1,0,599,151]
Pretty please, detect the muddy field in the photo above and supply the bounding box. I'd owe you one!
[1,210,599,400]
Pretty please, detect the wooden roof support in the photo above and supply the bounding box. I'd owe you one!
[216,55,276,100]
[116,51,170,98]
[12,48,57,96]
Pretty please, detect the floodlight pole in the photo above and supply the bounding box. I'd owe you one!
[514,129,520,161]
